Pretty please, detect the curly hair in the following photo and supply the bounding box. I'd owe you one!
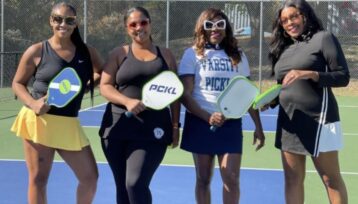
[269,0,323,69]
[193,8,241,65]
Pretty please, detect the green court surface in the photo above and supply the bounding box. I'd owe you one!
[1,94,357,203]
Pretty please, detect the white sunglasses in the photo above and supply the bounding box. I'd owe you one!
[203,19,226,30]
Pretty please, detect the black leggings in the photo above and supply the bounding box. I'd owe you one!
[101,138,167,204]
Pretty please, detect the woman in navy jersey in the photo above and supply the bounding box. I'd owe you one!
[178,8,265,204]
[99,6,180,204]
[11,2,103,204]
[268,0,349,203]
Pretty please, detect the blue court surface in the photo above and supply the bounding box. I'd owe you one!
[0,160,284,204]
[1,104,282,203]
[79,103,279,132]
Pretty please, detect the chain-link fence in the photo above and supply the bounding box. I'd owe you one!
[1,0,357,94]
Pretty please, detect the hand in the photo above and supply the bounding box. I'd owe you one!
[29,95,50,115]
[260,104,270,112]
[260,100,277,112]
[125,98,146,115]
[171,128,180,148]
[283,70,300,86]
[283,70,318,86]
[208,112,225,127]
[253,129,265,151]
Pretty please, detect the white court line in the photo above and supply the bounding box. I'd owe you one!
[81,104,358,114]
[243,130,358,136]
[81,110,105,112]
[340,105,358,108]
[82,125,100,128]
[80,103,107,112]
[1,159,357,176]
[79,103,358,135]
[343,133,358,136]
[82,127,358,136]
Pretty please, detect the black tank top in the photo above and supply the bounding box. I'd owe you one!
[99,45,173,144]
[31,41,91,117]
[111,45,169,113]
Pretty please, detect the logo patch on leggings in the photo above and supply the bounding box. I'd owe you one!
[153,127,164,139]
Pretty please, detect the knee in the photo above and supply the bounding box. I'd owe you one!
[196,174,212,188]
[79,170,99,187]
[29,173,49,188]
[284,171,305,186]
[221,171,240,189]
[126,179,147,194]
[321,174,342,189]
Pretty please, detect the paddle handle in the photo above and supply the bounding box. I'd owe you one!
[125,111,133,117]
[125,111,144,123]
[210,125,218,132]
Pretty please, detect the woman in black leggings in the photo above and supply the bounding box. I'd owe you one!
[99,6,180,204]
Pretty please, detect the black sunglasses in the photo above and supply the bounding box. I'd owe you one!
[51,15,77,25]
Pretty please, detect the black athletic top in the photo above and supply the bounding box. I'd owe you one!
[274,31,350,156]
[32,41,91,117]
[99,46,173,144]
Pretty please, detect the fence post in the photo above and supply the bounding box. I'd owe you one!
[84,0,88,43]
[258,0,263,92]
[166,0,170,48]
[1,0,4,88]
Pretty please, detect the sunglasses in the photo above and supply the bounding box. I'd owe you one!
[51,15,77,26]
[127,19,150,29]
[203,19,226,31]
[280,13,302,26]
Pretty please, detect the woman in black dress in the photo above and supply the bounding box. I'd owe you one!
[269,0,349,203]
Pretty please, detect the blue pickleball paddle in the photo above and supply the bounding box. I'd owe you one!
[47,67,82,108]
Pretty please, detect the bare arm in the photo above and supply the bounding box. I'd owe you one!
[181,75,210,123]
[248,107,265,151]
[180,76,224,127]
[12,43,50,115]
[88,45,104,87]
[161,47,181,148]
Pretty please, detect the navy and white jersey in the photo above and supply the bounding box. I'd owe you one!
[178,47,250,114]
[274,31,350,156]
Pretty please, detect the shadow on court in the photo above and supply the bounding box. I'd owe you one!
[0,160,284,204]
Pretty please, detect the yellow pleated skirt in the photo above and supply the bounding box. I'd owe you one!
[11,106,90,151]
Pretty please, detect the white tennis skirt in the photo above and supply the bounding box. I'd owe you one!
[282,121,343,156]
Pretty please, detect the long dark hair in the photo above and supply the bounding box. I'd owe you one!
[52,2,94,104]
[269,0,323,70]
[194,8,241,65]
